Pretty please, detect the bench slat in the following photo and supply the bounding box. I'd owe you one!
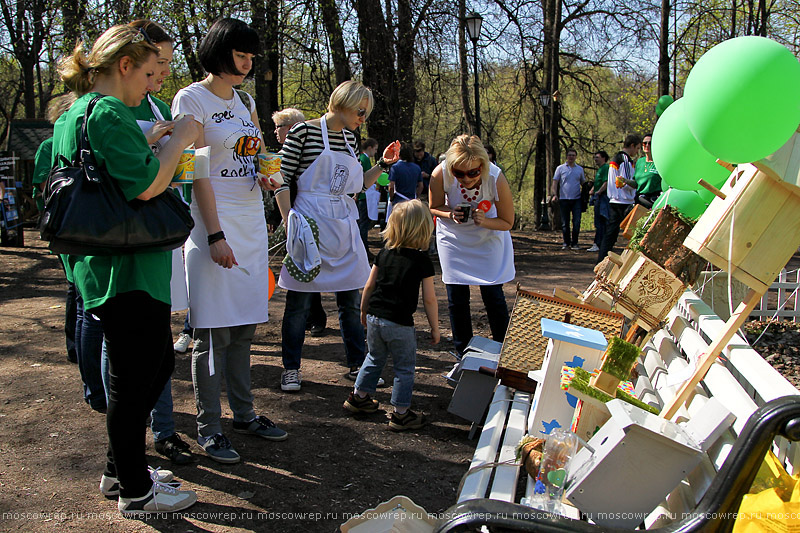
[458,385,512,503]
[488,391,532,501]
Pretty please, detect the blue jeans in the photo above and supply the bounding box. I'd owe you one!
[75,289,106,411]
[446,284,510,355]
[182,313,192,336]
[598,202,633,263]
[559,198,582,246]
[356,315,416,408]
[282,289,365,370]
[102,341,176,442]
[65,281,77,363]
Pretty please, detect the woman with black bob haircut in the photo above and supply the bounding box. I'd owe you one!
[172,17,286,466]
[196,17,260,78]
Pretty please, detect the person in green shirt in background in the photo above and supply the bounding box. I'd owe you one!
[54,24,200,514]
[588,150,610,252]
[635,133,662,208]
[358,137,378,259]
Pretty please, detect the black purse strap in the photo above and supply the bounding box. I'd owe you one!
[79,95,104,183]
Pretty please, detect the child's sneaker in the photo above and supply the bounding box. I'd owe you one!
[343,392,379,413]
[388,410,427,431]
[118,479,197,516]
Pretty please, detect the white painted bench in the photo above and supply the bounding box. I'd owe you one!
[445,289,800,531]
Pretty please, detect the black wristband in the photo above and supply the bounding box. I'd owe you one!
[207,231,225,246]
[378,158,392,171]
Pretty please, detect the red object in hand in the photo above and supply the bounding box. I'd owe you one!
[478,200,492,212]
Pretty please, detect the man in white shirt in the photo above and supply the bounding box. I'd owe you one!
[551,148,586,250]
[597,134,642,263]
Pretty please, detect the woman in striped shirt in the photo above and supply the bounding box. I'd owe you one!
[274,81,399,392]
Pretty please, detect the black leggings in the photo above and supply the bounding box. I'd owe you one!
[93,291,174,498]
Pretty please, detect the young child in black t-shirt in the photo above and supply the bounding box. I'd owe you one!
[343,199,440,430]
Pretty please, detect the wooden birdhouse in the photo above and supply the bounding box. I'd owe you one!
[565,398,735,528]
[527,319,607,437]
[684,163,800,292]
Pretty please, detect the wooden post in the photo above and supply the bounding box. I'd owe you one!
[698,179,726,200]
[660,288,761,420]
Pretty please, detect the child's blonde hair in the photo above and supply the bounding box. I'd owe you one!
[381,199,434,250]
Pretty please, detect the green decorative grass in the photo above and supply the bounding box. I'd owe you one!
[601,337,640,380]
[570,368,660,415]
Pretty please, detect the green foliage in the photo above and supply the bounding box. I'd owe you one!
[570,367,660,415]
[601,337,640,380]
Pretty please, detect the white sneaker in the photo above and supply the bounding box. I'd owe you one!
[173,333,192,353]
[281,369,302,392]
[100,466,174,497]
[587,244,600,252]
[561,243,569,249]
[118,478,197,515]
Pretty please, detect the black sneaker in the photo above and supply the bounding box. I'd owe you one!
[343,392,379,413]
[309,323,325,337]
[388,410,427,431]
[155,434,194,465]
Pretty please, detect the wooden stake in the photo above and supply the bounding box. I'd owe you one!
[660,288,761,420]
[716,159,736,172]
[698,179,727,200]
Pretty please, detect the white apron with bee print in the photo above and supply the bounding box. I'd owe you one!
[172,83,269,328]
[278,116,371,292]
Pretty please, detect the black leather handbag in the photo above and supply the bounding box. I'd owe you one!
[40,96,194,256]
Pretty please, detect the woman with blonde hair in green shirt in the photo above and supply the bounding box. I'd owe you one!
[54,24,200,514]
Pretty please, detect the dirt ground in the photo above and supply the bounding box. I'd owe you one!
[0,227,604,533]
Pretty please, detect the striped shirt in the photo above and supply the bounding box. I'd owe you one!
[277,121,361,202]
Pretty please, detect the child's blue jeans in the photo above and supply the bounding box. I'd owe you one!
[355,315,417,408]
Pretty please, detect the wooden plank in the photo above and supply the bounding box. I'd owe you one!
[489,391,532,501]
[660,289,761,420]
[458,385,511,503]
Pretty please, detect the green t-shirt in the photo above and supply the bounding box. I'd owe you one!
[131,95,192,203]
[594,163,609,191]
[52,92,171,311]
[358,153,372,199]
[32,136,53,212]
[635,158,662,195]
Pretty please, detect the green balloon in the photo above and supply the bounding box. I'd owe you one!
[651,98,729,191]
[377,172,389,186]
[657,94,674,110]
[653,188,708,219]
[684,36,800,163]
[695,185,717,205]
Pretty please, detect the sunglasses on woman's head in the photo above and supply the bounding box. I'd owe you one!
[452,167,482,179]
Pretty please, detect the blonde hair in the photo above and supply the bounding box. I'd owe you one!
[445,134,490,187]
[328,80,374,117]
[46,93,76,123]
[381,199,434,250]
[58,25,159,96]
[272,107,305,127]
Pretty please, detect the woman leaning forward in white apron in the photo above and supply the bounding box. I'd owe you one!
[274,81,400,392]
[172,18,286,465]
[428,135,515,355]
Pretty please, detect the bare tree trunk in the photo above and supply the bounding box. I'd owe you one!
[250,0,281,149]
[174,1,204,81]
[658,0,670,97]
[395,0,415,142]
[730,0,737,37]
[319,0,352,84]
[60,0,84,54]
[356,0,399,148]
[458,0,474,133]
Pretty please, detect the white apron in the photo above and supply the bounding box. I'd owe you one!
[136,97,187,312]
[436,162,516,285]
[278,116,370,292]
[185,177,269,328]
